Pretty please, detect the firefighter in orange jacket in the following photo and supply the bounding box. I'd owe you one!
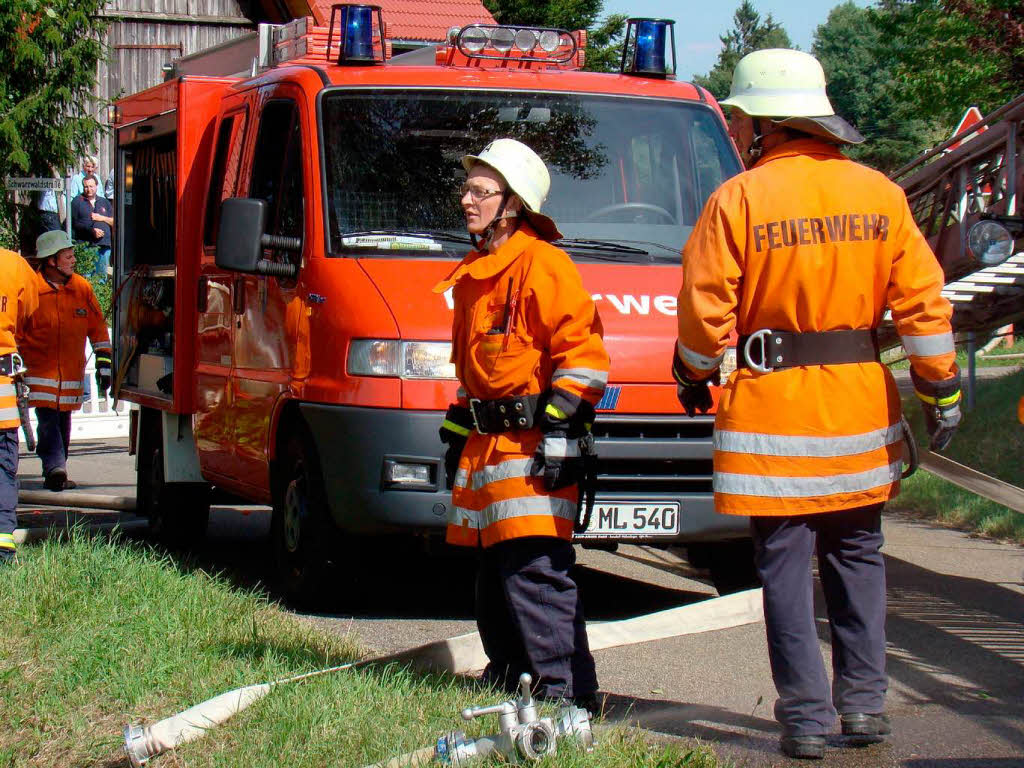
[433,139,609,710]
[18,231,111,491]
[674,50,959,759]
[1,247,39,563]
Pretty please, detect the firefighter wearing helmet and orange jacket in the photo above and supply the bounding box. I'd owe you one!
[19,231,112,492]
[674,50,960,759]
[433,138,609,711]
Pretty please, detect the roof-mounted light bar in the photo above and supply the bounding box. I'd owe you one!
[327,3,385,65]
[453,24,578,64]
[620,18,676,79]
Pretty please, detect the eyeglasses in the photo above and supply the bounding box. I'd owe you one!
[459,182,504,202]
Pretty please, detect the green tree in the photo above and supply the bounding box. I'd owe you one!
[482,0,628,73]
[693,0,793,99]
[813,2,942,173]
[0,0,108,251]
[872,0,1023,130]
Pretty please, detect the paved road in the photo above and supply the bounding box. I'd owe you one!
[16,439,1024,767]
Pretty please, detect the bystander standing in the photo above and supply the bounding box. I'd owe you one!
[17,231,111,492]
[68,155,102,201]
[71,177,113,279]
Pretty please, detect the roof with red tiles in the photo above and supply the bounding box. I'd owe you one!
[307,0,496,43]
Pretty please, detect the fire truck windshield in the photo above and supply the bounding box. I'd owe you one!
[321,88,740,260]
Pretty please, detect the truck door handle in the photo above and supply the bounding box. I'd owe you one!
[233,276,245,315]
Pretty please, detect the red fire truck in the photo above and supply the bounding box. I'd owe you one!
[112,8,751,599]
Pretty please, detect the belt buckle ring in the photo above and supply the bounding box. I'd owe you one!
[469,398,485,434]
[743,329,775,374]
[11,353,24,375]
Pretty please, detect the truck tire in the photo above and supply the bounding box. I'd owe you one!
[688,539,761,596]
[137,409,210,549]
[271,422,336,606]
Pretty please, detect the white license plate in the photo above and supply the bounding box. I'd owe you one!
[577,501,681,537]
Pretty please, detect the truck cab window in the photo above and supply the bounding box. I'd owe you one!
[250,99,304,264]
[203,111,247,247]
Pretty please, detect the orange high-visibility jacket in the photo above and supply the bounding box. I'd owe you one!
[0,250,39,429]
[433,224,609,547]
[677,139,956,516]
[17,271,110,412]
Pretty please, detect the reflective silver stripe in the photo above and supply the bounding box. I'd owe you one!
[449,506,481,528]
[714,461,902,498]
[25,376,59,388]
[714,424,904,458]
[540,435,580,459]
[676,339,724,372]
[454,468,469,489]
[60,380,84,390]
[552,367,609,389]
[0,407,19,421]
[901,332,954,357]
[483,495,577,525]
[452,496,576,528]
[59,395,83,405]
[93,342,112,351]
[468,458,533,491]
[30,392,58,403]
[0,384,14,397]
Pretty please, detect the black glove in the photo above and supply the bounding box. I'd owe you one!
[672,347,719,417]
[440,404,473,489]
[911,367,962,452]
[95,352,112,397]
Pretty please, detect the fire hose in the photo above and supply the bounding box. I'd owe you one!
[122,589,762,766]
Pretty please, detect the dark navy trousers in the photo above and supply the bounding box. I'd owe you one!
[0,429,19,560]
[475,536,597,701]
[35,407,72,476]
[751,503,888,736]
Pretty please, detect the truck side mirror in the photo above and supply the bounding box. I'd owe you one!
[216,198,267,273]
[215,198,301,278]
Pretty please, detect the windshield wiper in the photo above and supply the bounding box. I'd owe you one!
[555,238,649,255]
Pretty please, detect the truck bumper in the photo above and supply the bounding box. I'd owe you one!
[299,404,748,542]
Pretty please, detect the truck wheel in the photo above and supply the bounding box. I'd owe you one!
[138,414,210,549]
[143,447,210,549]
[271,425,335,605]
[689,539,761,596]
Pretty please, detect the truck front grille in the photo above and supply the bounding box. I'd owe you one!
[590,415,714,494]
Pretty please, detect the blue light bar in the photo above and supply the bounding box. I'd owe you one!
[620,18,676,79]
[328,3,385,65]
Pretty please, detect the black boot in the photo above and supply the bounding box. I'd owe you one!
[780,735,826,759]
[841,712,891,743]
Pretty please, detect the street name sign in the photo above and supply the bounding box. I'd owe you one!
[4,176,65,192]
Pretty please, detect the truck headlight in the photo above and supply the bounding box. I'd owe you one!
[348,340,456,379]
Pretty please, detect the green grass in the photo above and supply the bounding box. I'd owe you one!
[892,367,1024,543]
[0,532,726,768]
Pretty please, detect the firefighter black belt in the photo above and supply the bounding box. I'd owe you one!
[738,329,880,373]
[0,353,21,377]
[469,393,545,434]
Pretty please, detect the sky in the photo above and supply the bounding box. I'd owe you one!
[601,0,873,80]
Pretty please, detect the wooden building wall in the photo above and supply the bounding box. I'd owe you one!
[93,0,257,178]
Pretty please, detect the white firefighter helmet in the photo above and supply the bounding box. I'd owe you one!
[462,138,563,241]
[721,49,864,145]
